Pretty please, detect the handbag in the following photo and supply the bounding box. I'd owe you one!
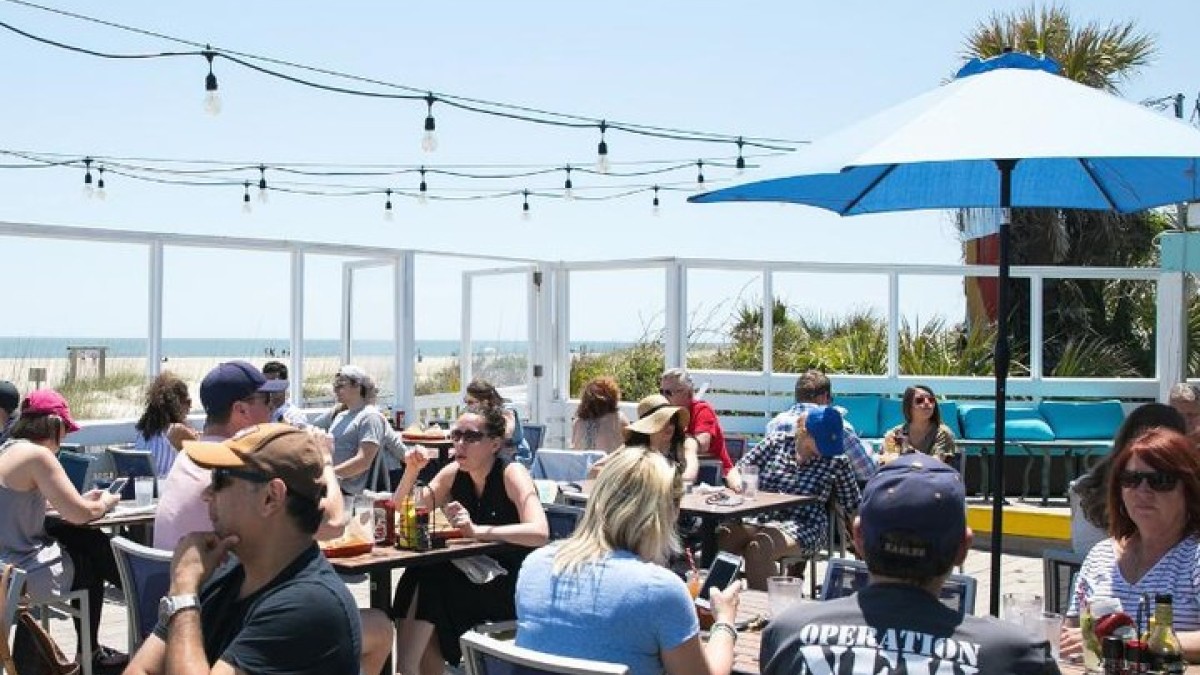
[0,565,19,675]
[11,603,81,675]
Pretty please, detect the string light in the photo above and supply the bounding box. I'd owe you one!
[257,165,269,203]
[418,166,428,205]
[95,165,106,200]
[383,188,393,221]
[81,157,94,198]
[735,138,746,174]
[241,180,251,213]
[422,94,438,153]
[695,160,706,191]
[203,47,221,116]
[521,189,531,221]
[652,185,661,216]
[596,121,610,174]
[563,166,574,200]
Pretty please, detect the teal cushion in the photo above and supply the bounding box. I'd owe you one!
[833,396,881,438]
[939,401,963,438]
[1039,400,1124,441]
[880,398,905,433]
[959,404,1055,441]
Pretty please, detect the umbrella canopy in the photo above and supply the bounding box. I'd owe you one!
[690,52,1200,616]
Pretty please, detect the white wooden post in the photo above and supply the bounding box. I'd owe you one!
[147,241,164,380]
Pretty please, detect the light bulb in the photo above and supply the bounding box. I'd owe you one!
[596,121,610,173]
[695,160,706,192]
[564,167,575,200]
[204,91,222,116]
[422,94,438,152]
[418,168,429,204]
[418,192,428,206]
[736,137,746,175]
[384,190,394,220]
[82,158,93,198]
[82,183,94,199]
[521,190,531,220]
[95,168,107,201]
[257,167,268,202]
[652,186,661,216]
[242,200,252,214]
[241,182,251,213]
[384,208,394,222]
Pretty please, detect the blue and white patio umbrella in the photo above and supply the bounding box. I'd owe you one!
[691,51,1200,615]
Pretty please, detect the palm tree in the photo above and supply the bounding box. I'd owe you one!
[959,5,1163,376]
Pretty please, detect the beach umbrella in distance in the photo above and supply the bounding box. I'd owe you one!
[689,51,1200,616]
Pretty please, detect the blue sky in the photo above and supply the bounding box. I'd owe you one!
[0,1,1196,343]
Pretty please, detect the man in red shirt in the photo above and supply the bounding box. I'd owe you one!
[660,367,742,491]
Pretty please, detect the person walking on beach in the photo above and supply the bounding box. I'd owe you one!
[0,380,18,443]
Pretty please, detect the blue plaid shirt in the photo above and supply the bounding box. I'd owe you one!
[765,403,878,482]
[736,431,861,555]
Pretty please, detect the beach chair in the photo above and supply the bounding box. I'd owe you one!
[110,536,173,652]
[461,621,629,675]
[57,450,96,493]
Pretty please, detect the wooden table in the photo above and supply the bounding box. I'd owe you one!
[725,589,768,675]
[48,502,157,528]
[329,540,505,614]
[563,481,818,566]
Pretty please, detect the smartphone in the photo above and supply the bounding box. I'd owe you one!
[695,552,743,610]
[106,477,129,495]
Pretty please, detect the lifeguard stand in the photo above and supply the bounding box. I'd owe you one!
[66,345,108,383]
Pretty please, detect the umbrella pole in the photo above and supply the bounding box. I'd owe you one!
[989,159,1017,617]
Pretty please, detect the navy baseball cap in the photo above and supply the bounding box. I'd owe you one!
[804,405,845,457]
[859,454,966,572]
[0,380,18,414]
[200,361,287,415]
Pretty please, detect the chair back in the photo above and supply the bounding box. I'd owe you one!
[110,536,173,651]
[696,460,723,487]
[544,504,584,541]
[1042,547,1085,614]
[2,563,27,636]
[524,425,545,456]
[820,557,976,615]
[724,436,747,464]
[460,626,630,675]
[57,450,97,493]
[530,449,605,482]
[108,448,156,500]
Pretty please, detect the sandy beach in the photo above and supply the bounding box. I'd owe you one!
[0,354,459,419]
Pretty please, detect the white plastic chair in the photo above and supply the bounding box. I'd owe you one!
[460,621,630,675]
[3,562,93,675]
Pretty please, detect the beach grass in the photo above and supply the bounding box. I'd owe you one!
[55,369,147,420]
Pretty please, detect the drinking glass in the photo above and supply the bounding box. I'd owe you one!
[767,576,804,617]
[134,476,155,506]
[1032,611,1063,660]
[1001,592,1044,625]
[686,570,707,600]
[741,465,759,499]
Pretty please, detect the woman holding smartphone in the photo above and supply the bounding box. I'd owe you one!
[517,445,742,675]
[0,390,125,671]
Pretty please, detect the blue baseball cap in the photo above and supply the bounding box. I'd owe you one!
[804,405,845,457]
[200,361,287,415]
[859,454,966,571]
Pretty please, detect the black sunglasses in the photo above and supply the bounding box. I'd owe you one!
[1117,470,1180,492]
[212,467,273,491]
[449,429,491,443]
[659,388,677,397]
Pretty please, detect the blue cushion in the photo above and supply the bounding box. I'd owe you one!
[1038,400,1124,441]
[938,401,963,438]
[959,404,1055,441]
[833,396,880,438]
[879,398,905,433]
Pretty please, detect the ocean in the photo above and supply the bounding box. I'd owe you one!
[0,337,635,359]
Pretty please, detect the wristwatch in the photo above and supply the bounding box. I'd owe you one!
[158,594,200,625]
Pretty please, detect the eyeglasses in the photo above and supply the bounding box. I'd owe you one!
[450,429,490,443]
[240,393,270,406]
[211,467,272,491]
[659,388,677,397]
[1117,470,1180,492]
[913,395,936,405]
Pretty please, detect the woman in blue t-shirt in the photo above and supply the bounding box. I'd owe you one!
[516,446,742,675]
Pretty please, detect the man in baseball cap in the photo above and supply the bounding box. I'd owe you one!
[718,405,861,590]
[0,380,19,443]
[760,454,1058,675]
[154,360,287,550]
[126,424,361,675]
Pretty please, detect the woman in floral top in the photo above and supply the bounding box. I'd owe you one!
[881,385,958,466]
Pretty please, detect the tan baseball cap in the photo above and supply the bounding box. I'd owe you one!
[184,423,325,501]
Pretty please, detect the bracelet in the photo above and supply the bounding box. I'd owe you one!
[709,621,738,644]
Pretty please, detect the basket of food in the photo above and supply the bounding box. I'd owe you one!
[400,423,452,445]
[319,535,373,558]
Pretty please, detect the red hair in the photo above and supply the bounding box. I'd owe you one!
[1106,428,1200,541]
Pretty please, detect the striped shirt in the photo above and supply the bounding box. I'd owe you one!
[1067,535,1200,631]
[134,430,177,477]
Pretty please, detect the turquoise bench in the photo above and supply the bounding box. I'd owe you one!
[833,396,1121,504]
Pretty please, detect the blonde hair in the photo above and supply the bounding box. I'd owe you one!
[552,445,682,574]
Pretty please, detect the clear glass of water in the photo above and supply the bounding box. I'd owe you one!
[134,476,155,506]
[741,465,759,498]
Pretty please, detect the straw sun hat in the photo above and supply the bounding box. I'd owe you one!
[624,394,690,438]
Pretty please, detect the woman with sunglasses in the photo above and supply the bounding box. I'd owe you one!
[880,385,958,466]
[390,405,548,675]
[517,445,742,675]
[1061,428,1200,661]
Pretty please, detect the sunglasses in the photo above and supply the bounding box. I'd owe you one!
[211,467,273,491]
[450,429,491,443]
[1117,470,1180,492]
[913,395,936,405]
[659,388,677,397]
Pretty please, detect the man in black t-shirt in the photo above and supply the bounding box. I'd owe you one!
[125,424,361,675]
[760,454,1060,675]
